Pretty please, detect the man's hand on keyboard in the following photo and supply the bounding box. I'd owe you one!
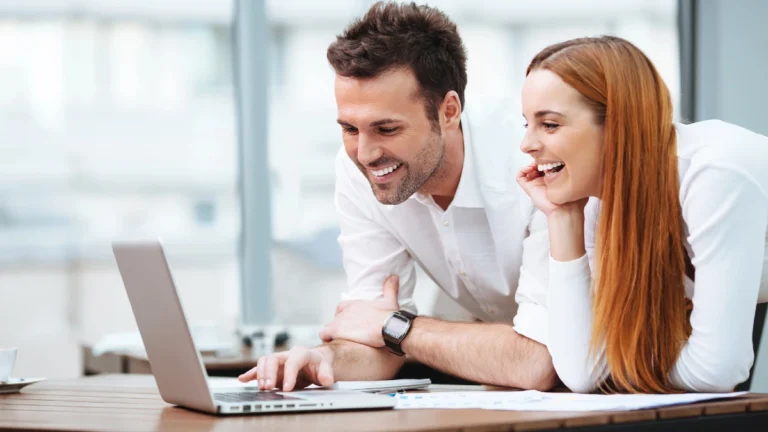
[238,346,335,392]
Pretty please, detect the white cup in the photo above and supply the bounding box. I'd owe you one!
[0,347,17,382]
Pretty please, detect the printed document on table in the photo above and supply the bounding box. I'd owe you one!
[393,390,746,411]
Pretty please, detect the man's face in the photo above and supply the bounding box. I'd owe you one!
[335,68,444,205]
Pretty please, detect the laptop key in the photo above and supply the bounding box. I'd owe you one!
[213,392,302,403]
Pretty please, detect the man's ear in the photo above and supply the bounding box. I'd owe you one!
[440,91,462,131]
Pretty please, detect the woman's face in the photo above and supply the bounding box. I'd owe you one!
[520,69,605,204]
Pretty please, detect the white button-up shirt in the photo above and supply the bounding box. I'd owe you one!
[334,110,552,345]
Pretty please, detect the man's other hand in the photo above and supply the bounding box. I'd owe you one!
[319,275,400,347]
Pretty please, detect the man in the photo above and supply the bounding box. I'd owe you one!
[239,1,554,391]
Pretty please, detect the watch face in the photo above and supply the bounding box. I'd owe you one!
[386,315,410,339]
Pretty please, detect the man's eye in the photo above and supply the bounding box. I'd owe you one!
[343,127,358,134]
[379,127,398,134]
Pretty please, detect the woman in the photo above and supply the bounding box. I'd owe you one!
[517,36,768,394]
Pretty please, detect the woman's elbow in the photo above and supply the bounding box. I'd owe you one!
[675,351,753,393]
[685,375,743,393]
[559,373,597,393]
[687,363,751,393]
[551,355,597,393]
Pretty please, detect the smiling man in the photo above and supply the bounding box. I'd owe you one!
[238,1,555,392]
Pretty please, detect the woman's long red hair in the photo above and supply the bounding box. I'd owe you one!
[528,36,690,393]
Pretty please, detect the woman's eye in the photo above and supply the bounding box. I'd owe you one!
[523,123,529,129]
[542,122,559,130]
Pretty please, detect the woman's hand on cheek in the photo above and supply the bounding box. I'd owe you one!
[517,162,562,215]
[517,162,589,216]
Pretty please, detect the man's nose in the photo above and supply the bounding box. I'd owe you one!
[357,134,383,166]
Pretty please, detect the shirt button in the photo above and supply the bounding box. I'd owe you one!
[443,221,450,227]
[459,270,467,278]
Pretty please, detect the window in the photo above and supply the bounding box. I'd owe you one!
[0,1,239,378]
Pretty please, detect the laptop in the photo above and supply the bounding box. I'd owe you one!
[112,240,396,415]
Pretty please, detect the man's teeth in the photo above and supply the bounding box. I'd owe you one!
[372,163,401,177]
[537,162,565,172]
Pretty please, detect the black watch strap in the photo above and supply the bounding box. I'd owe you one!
[382,310,417,356]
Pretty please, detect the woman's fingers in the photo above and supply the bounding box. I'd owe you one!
[518,167,542,183]
[526,169,542,181]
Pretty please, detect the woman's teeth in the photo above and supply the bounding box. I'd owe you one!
[371,163,401,177]
[537,162,565,174]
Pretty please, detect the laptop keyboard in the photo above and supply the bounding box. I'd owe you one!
[214,391,302,403]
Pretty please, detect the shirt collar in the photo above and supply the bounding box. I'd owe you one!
[411,113,483,208]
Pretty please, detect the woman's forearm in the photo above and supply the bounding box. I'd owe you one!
[547,205,587,262]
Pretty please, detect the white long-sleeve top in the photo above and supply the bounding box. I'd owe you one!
[548,120,768,393]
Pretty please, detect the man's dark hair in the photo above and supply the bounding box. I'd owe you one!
[327,1,467,125]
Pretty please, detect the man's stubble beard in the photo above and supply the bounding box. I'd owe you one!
[368,132,446,205]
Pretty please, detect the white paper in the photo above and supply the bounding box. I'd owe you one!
[393,390,747,411]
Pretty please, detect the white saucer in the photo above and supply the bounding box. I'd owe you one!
[0,377,46,394]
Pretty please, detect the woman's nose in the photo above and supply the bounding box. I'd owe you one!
[520,132,540,155]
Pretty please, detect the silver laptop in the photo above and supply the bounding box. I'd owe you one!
[112,240,396,415]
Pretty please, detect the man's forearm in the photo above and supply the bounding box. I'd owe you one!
[401,317,557,390]
[317,339,405,382]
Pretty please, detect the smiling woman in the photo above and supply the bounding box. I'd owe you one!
[517,36,768,394]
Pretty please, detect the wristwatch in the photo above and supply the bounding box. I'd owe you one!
[382,310,417,356]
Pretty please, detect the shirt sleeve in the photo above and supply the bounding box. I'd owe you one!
[334,150,418,314]
[547,254,607,393]
[513,199,601,355]
[669,165,767,392]
[512,207,551,346]
[546,198,607,393]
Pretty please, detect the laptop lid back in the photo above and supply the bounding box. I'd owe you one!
[113,240,216,413]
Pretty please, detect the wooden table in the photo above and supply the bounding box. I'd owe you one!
[1,375,768,432]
